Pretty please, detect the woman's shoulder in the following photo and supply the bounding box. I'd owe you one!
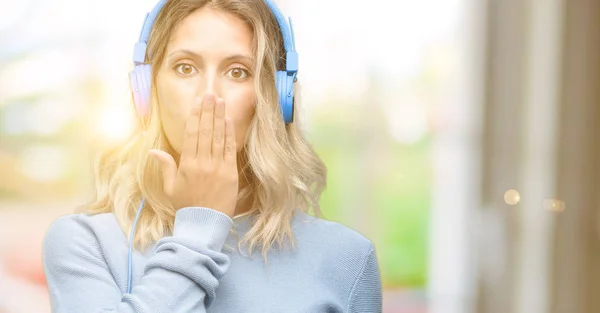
[292,210,375,255]
[46,211,121,234]
[43,212,124,254]
[290,210,379,293]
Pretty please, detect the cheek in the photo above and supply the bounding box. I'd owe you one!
[223,86,255,150]
[155,76,198,154]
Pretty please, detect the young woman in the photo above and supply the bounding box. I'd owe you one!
[42,0,382,312]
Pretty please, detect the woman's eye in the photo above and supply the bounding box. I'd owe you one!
[175,63,197,75]
[227,67,249,80]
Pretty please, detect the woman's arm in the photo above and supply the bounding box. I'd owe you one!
[42,207,232,313]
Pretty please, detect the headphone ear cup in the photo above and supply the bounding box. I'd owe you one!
[129,64,152,118]
[276,70,294,123]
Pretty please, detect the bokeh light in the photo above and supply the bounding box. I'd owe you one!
[504,189,521,205]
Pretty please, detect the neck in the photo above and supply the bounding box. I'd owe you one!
[234,193,253,218]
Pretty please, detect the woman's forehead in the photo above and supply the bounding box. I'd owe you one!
[167,7,253,56]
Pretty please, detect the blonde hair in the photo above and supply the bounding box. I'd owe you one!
[81,0,327,261]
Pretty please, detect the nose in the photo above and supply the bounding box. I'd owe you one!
[198,70,222,100]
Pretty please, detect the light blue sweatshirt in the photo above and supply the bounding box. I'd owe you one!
[42,207,382,312]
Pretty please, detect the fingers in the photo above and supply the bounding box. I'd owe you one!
[223,117,237,168]
[148,149,177,195]
[197,94,216,160]
[181,100,201,160]
[212,98,226,161]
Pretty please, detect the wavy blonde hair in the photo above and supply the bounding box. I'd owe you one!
[81,0,327,261]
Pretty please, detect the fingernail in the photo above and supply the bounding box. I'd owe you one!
[204,93,215,102]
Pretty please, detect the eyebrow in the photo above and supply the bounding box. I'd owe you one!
[167,49,254,66]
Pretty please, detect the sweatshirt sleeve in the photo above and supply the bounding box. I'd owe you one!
[346,247,383,313]
[42,207,233,313]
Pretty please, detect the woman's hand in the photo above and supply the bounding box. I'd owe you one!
[149,94,239,218]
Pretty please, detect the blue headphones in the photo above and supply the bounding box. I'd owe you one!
[128,0,298,124]
[125,0,298,295]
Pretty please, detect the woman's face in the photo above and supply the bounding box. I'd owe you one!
[155,7,256,156]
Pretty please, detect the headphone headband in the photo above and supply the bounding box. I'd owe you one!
[132,0,297,74]
[264,0,298,76]
[263,0,294,52]
[132,0,167,64]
